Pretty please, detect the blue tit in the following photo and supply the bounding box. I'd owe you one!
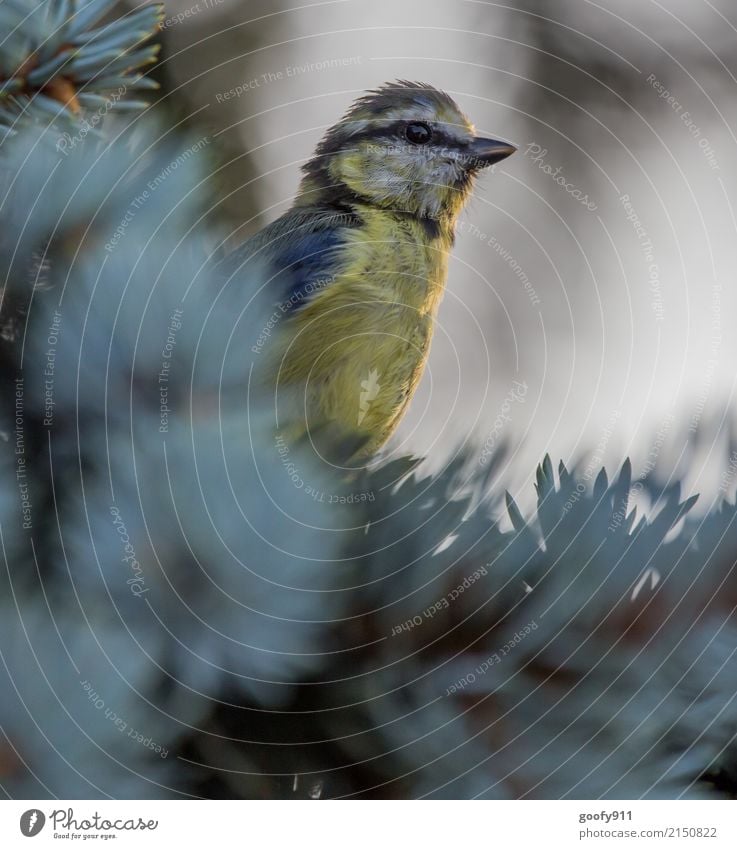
[221,80,516,455]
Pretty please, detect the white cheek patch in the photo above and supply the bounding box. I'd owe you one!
[440,159,467,187]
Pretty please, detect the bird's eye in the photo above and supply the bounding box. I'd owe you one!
[405,122,432,145]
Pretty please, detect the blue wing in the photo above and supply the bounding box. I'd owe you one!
[217,210,355,314]
[270,226,346,311]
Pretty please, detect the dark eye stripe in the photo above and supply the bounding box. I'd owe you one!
[336,121,465,151]
[315,121,469,163]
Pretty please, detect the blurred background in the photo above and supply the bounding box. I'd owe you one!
[3,0,737,802]
[157,0,737,510]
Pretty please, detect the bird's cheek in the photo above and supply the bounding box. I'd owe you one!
[402,161,428,190]
[331,151,366,191]
[424,163,452,196]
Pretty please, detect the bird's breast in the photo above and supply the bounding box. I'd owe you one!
[275,209,453,450]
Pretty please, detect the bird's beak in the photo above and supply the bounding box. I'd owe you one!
[467,137,517,168]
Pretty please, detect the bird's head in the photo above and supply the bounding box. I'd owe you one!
[298,80,515,223]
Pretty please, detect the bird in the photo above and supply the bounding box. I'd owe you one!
[220,80,516,457]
